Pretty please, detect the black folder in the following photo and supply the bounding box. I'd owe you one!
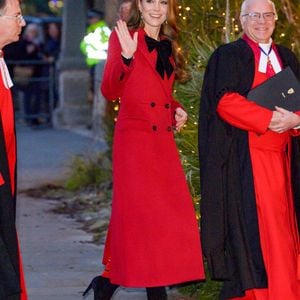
[247,66,300,111]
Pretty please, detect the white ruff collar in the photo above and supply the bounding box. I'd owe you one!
[258,39,281,74]
[0,50,13,89]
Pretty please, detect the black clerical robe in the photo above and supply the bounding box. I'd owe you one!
[199,38,300,299]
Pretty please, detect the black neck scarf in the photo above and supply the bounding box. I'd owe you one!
[144,35,174,79]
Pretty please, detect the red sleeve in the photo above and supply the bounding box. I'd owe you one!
[0,173,4,185]
[101,31,134,101]
[171,98,182,111]
[217,92,273,134]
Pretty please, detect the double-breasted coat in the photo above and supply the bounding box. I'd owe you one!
[101,28,204,287]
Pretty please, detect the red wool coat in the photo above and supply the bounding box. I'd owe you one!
[101,28,204,287]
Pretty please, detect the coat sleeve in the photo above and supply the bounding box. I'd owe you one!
[101,30,134,101]
[217,92,272,134]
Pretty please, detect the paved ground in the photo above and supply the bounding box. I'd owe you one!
[16,125,106,191]
[16,125,178,300]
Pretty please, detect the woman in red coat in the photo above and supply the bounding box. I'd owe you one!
[83,0,205,299]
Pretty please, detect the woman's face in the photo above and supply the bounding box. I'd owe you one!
[48,23,60,39]
[138,0,168,31]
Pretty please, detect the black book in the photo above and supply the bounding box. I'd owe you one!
[247,66,300,111]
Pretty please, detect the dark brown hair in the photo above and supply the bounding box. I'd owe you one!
[127,0,188,82]
[0,0,6,10]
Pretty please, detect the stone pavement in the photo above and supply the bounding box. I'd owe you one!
[15,125,179,300]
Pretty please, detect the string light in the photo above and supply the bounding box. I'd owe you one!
[48,0,63,9]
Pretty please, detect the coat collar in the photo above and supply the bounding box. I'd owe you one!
[134,27,174,98]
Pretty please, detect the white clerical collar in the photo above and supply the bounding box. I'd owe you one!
[258,39,281,74]
[0,49,13,89]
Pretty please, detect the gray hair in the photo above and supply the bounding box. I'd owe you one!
[240,0,277,16]
[0,0,22,12]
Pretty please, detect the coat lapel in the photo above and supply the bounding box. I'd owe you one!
[135,28,174,98]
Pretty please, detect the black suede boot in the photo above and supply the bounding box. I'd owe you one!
[83,276,119,300]
[146,287,168,300]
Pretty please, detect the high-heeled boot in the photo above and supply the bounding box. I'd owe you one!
[83,276,119,300]
[146,287,168,300]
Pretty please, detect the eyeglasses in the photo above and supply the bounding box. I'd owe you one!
[0,14,25,24]
[242,12,277,22]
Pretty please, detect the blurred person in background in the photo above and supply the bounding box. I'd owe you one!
[17,23,44,126]
[80,9,111,68]
[43,22,61,62]
[80,9,111,113]
[42,21,61,115]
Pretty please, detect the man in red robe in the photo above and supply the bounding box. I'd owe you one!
[0,1,27,299]
[199,0,300,299]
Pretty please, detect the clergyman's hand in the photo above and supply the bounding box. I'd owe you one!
[269,106,300,133]
[115,19,138,59]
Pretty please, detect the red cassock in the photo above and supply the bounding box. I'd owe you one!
[0,63,27,299]
[101,28,205,287]
[218,38,300,299]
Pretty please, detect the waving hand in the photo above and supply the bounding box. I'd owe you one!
[115,20,138,59]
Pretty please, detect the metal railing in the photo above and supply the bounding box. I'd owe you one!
[6,59,57,127]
